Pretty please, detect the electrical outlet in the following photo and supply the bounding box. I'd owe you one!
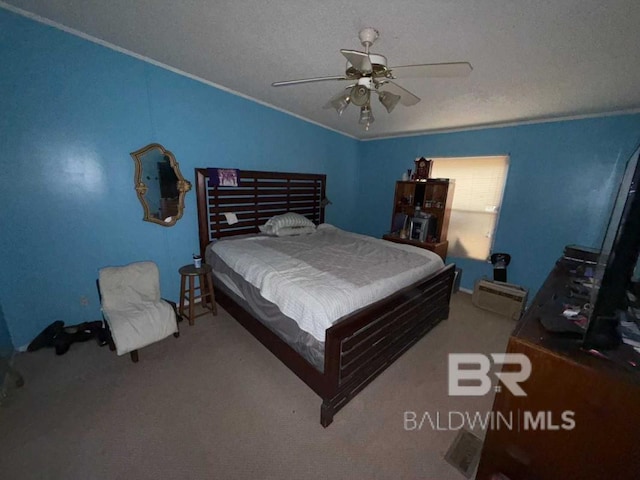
[80,296,89,306]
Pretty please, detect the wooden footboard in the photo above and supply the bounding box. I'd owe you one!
[214,263,455,427]
[320,263,455,426]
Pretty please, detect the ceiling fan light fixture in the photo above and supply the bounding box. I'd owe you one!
[332,94,351,116]
[359,105,374,130]
[323,90,351,116]
[378,90,401,113]
[350,84,370,107]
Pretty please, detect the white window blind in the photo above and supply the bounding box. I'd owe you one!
[430,156,509,260]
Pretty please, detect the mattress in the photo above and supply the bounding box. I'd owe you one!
[209,254,326,371]
[206,224,444,342]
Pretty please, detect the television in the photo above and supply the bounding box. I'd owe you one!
[584,144,640,349]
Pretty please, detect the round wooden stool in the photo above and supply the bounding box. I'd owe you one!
[178,263,217,325]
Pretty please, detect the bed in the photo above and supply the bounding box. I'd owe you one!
[195,168,455,426]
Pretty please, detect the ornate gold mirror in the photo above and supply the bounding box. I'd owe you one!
[130,143,191,227]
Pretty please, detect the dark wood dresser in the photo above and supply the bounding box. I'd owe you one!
[476,259,640,480]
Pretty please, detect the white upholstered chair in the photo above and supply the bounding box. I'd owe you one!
[98,261,179,362]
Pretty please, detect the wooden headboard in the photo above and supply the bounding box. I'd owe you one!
[195,169,326,257]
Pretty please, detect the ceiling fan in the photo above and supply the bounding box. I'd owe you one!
[272,27,472,130]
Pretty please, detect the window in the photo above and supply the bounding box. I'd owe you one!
[430,156,509,260]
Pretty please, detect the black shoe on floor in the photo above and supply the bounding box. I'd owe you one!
[84,320,109,347]
[54,330,96,355]
[27,321,64,352]
[94,327,109,347]
[53,332,72,356]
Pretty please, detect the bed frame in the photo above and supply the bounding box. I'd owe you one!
[195,168,455,426]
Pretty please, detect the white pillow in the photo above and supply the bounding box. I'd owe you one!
[261,212,316,235]
[274,225,317,237]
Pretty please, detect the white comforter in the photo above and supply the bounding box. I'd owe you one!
[209,224,444,341]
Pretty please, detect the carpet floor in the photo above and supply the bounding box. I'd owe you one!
[0,292,514,479]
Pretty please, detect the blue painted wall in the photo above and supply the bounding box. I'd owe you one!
[0,9,358,348]
[2,7,640,348]
[356,116,640,295]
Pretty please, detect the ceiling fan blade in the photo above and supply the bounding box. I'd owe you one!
[340,49,372,74]
[272,75,349,87]
[380,81,421,106]
[389,62,473,78]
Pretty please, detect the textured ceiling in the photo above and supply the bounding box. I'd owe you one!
[4,0,640,139]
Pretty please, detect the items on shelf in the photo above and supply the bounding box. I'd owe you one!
[383,178,454,260]
[389,178,454,244]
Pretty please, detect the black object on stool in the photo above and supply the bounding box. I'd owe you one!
[490,253,511,282]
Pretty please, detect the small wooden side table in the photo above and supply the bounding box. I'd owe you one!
[178,263,217,325]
